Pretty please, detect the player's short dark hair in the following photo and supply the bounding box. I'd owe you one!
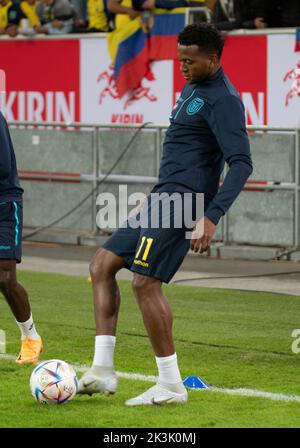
[178,23,224,59]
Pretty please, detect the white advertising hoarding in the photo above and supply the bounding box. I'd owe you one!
[80,38,173,125]
[268,34,300,127]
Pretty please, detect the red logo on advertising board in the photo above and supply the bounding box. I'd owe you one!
[283,62,300,107]
[97,65,157,114]
[0,69,5,93]
[0,40,80,123]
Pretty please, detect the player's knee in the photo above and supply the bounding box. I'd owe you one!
[89,252,107,280]
[89,249,114,281]
[132,274,147,294]
[132,274,159,298]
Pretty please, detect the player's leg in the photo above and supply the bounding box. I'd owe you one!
[133,274,174,356]
[126,273,187,406]
[77,217,141,396]
[0,259,42,364]
[123,192,199,405]
[77,248,127,396]
[90,247,125,335]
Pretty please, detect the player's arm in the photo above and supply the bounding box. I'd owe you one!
[191,94,253,253]
[107,0,141,19]
[0,114,12,180]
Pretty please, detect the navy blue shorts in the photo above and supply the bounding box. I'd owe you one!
[103,192,203,283]
[0,200,23,263]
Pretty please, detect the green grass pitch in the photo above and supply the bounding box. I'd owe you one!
[0,270,300,428]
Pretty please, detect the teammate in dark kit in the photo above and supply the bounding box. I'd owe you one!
[78,23,253,405]
[0,111,42,364]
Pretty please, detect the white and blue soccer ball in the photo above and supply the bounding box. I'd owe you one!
[30,359,78,405]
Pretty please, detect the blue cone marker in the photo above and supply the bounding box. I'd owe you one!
[183,376,209,389]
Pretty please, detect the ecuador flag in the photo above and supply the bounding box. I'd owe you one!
[296,29,300,52]
[107,8,186,97]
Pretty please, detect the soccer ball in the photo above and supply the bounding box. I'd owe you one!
[30,359,78,405]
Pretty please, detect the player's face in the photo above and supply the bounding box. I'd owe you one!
[178,44,216,84]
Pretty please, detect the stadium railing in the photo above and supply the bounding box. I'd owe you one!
[7,121,300,252]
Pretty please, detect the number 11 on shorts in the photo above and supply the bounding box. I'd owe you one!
[135,237,154,261]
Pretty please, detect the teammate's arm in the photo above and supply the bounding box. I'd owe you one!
[0,113,12,180]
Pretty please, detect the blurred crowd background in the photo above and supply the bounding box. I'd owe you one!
[0,0,299,37]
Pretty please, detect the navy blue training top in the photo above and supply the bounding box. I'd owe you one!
[0,111,23,200]
[153,67,253,225]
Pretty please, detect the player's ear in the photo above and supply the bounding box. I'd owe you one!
[209,54,218,71]
[208,57,214,72]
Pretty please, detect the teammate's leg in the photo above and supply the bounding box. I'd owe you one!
[125,273,187,406]
[0,260,30,321]
[77,248,126,396]
[0,259,42,364]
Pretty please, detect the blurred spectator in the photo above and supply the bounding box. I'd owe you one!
[278,0,300,27]
[135,0,207,11]
[20,0,40,28]
[70,0,87,20]
[139,0,208,32]
[0,0,32,37]
[107,0,141,29]
[213,0,268,30]
[108,0,209,31]
[214,0,300,30]
[252,0,281,28]
[140,0,194,9]
[204,0,215,11]
[0,0,50,37]
[0,0,14,35]
[36,0,81,34]
[186,0,211,6]
[19,1,47,35]
[87,0,111,32]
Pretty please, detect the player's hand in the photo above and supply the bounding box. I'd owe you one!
[142,0,155,9]
[254,17,267,29]
[34,25,48,34]
[6,25,18,37]
[52,20,64,29]
[190,216,216,254]
[74,19,86,29]
[128,9,142,20]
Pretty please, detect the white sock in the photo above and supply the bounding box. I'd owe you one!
[16,314,40,340]
[92,335,116,369]
[155,353,186,393]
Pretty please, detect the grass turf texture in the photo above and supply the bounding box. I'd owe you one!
[0,270,300,428]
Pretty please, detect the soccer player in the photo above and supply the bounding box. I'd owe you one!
[78,23,253,405]
[0,111,42,364]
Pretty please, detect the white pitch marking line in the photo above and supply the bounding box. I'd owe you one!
[208,387,300,403]
[1,354,300,404]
